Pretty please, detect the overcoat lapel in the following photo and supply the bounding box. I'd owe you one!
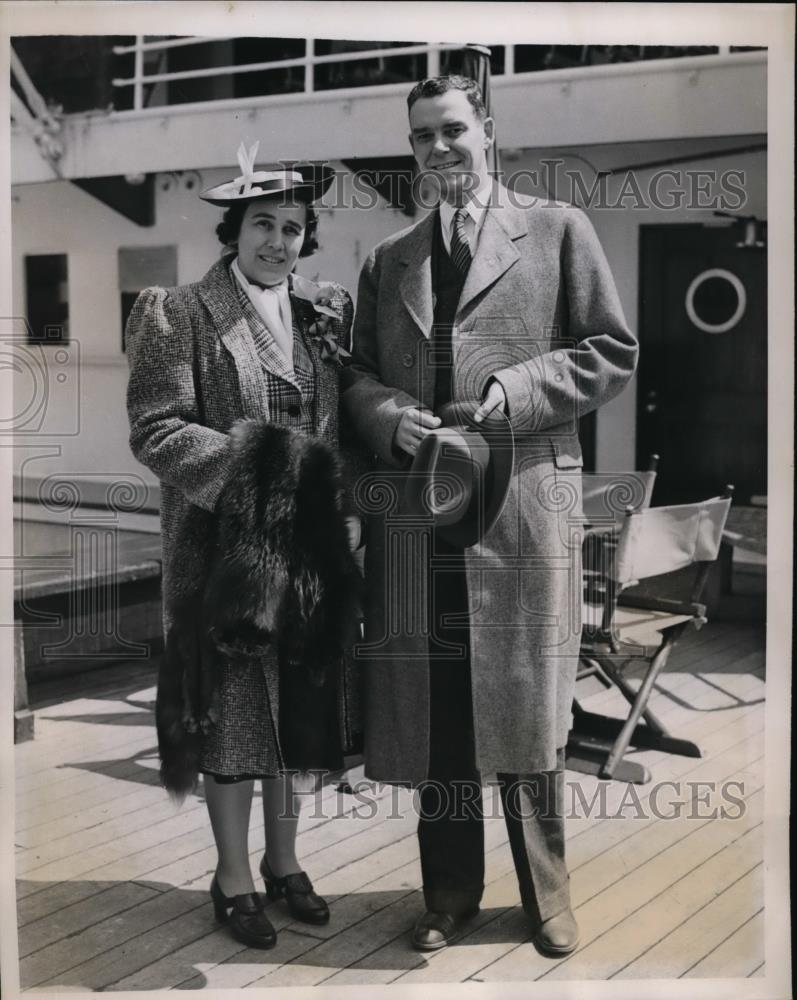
[399,212,437,339]
[456,188,526,317]
[198,260,273,418]
[198,260,314,419]
[398,189,529,333]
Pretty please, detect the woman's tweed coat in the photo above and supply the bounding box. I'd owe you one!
[126,256,360,781]
[341,190,639,785]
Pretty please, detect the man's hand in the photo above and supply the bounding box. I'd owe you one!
[344,515,362,552]
[394,407,442,456]
[473,380,507,423]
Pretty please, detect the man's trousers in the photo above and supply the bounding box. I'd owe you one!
[418,537,571,921]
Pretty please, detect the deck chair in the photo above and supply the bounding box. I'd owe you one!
[568,487,734,784]
[581,454,659,525]
[579,454,659,659]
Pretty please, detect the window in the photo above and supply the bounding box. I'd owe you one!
[25,254,69,343]
[118,245,177,350]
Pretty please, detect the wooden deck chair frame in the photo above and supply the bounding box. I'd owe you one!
[567,485,734,784]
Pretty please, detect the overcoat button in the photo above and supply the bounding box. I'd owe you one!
[402,354,414,368]
[286,404,301,417]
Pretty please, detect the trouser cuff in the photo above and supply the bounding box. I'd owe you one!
[422,883,484,916]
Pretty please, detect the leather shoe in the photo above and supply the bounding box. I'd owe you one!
[260,856,330,925]
[411,908,479,951]
[533,907,579,955]
[210,875,276,949]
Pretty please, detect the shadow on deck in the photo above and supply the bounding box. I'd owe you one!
[14,621,766,990]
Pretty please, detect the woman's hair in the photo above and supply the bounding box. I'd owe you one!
[216,196,319,258]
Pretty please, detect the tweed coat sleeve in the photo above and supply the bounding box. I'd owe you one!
[340,248,423,467]
[126,286,234,512]
[489,208,638,432]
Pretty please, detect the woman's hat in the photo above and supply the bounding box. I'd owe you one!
[199,141,335,206]
[404,400,514,547]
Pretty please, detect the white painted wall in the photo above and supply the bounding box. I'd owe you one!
[498,139,766,469]
[11,137,766,489]
[10,164,408,489]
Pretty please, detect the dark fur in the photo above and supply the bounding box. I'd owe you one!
[156,419,363,800]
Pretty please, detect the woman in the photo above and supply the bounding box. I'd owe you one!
[126,143,362,950]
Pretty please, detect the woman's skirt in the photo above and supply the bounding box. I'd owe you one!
[199,650,344,782]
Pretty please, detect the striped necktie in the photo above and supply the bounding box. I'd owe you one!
[449,207,472,273]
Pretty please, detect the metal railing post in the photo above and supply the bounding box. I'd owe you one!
[504,45,514,76]
[427,45,440,78]
[305,38,314,93]
[133,36,144,111]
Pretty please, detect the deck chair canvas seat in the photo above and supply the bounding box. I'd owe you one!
[568,491,733,785]
[580,457,659,606]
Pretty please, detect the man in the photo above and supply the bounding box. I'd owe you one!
[341,75,637,954]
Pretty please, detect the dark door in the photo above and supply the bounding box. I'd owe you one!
[637,224,766,504]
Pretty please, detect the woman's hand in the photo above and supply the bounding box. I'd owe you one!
[394,407,442,457]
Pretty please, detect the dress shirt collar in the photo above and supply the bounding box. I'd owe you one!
[438,173,493,245]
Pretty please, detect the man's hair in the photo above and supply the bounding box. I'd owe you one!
[406,75,487,121]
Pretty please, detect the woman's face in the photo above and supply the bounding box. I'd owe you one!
[235,197,307,287]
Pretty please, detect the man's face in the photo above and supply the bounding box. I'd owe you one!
[408,89,494,205]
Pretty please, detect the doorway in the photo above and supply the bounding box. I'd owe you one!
[637,223,766,504]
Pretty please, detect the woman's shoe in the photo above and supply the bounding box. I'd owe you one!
[210,875,277,949]
[259,856,330,925]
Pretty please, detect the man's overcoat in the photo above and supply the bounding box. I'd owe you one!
[341,187,638,784]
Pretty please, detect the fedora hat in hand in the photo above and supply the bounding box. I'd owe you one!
[404,400,514,548]
[200,141,335,206]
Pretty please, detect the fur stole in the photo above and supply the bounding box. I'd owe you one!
[156,419,363,800]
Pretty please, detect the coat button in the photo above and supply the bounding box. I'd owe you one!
[402,353,414,368]
[286,404,300,417]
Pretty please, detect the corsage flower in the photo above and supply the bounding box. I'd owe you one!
[292,274,351,365]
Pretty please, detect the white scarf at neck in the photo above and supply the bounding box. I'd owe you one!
[231,257,294,367]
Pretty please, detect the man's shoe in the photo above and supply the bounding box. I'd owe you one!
[411,908,479,951]
[210,875,277,949]
[260,856,330,925]
[533,907,579,956]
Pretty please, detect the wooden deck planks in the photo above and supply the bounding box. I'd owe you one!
[15,623,767,991]
[683,909,765,978]
[471,790,764,982]
[611,864,764,979]
[310,746,765,987]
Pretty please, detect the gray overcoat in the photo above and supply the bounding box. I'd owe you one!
[341,186,639,784]
[126,257,360,772]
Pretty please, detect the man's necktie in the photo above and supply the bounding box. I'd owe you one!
[450,207,472,273]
